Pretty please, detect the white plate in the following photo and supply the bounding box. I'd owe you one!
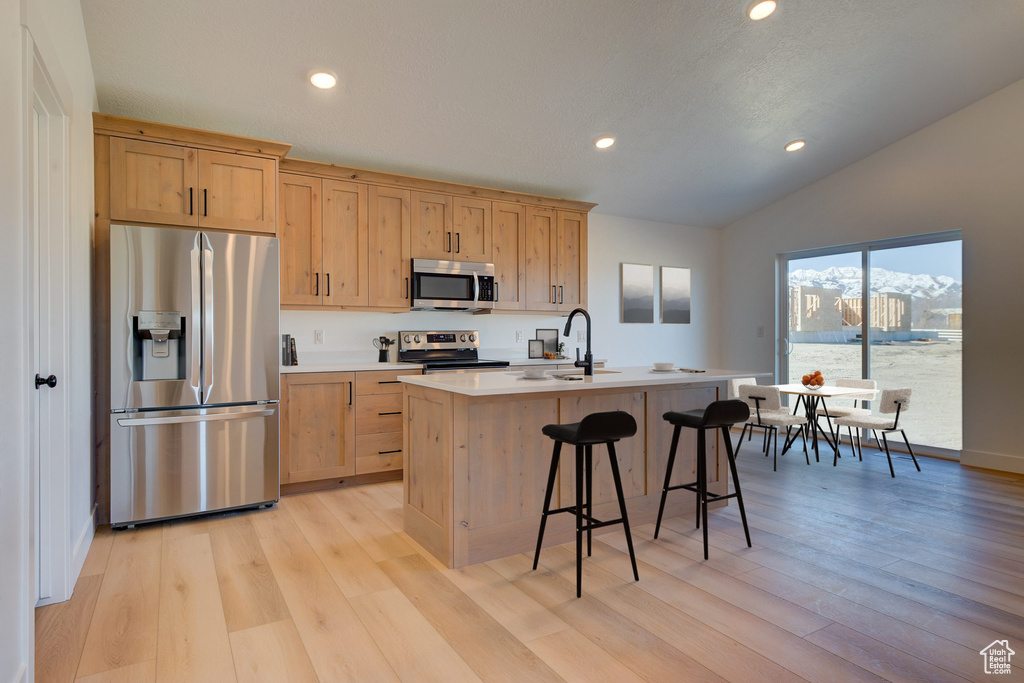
[650,368,678,373]
[520,375,550,380]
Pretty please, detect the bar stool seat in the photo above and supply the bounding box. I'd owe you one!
[655,399,753,559]
[533,410,640,597]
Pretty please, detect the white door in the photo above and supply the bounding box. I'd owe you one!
[29,50,71,606]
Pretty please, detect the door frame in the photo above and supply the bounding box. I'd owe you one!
[25,33,74,608]
[777,230,962,460]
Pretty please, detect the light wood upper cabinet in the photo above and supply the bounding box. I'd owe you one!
[281,372,356,483]
[110,137,197,226]
[411,191,454,260]
[452,197,491,262]
[322,180,368,307]
[524,206,558,311]
[198,150,277,234]
[367,185,412,308]
[491,202,525,310]
[556,210,587,311]
[109,137,277,233]
[279,174,322,306]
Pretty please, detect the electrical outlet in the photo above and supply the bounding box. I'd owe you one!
[577,330,585,342]
[515,330,524,343]
[757,326,765,338]
[314,330,325,345]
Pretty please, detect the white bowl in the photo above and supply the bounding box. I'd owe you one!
[523,367,547,379]
[653,362,675,371]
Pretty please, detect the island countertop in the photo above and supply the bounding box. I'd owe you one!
[399,366,765,396]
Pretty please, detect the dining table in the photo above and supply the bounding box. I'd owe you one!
[775,383,878,463]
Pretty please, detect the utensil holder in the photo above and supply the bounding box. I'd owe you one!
[378,349,389,363]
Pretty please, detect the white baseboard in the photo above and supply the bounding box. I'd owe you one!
[71,506,96,581]
[960,449,1024,475]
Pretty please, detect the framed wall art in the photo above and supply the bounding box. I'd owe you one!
[661,266,691,324]
[621,263,654,323]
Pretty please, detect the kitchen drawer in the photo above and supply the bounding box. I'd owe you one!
[356,431,403,474]
[356,393,404,433]
[356,369,421,395]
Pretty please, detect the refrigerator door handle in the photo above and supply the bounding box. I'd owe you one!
[117,407,275,427]
[190,242,202,399]
[202,234,215,402]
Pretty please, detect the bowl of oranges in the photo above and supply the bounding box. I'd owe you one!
[802,370,824,390]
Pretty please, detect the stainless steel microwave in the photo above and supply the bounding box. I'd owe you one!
[411,259,496,311]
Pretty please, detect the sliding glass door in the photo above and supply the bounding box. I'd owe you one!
[780,233,962,454]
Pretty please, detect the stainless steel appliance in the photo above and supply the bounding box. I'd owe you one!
[398,329,510,374]
[410,259,496,311]
[109,224,280,527]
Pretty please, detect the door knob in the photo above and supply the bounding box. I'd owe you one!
[35,374,57,389]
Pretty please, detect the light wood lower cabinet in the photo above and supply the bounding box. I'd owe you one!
[354,369,422,474]
[280,372,356,484]
[281,369,420,487]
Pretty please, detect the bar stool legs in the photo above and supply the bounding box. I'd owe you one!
[533,416,639,598]
[656,400,753,560]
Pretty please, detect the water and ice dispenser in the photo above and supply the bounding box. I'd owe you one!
[133,310,186,381]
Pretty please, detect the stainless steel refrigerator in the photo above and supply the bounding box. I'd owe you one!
[109,224,280,527]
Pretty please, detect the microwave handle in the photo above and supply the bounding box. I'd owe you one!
[473,272,480,306]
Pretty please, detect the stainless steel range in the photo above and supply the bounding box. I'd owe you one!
[398,330,510,374]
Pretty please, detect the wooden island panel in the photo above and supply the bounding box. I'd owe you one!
[405,380,729,568]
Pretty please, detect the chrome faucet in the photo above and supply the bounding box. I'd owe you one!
[563,308,594,376]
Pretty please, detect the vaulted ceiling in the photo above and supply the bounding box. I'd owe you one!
[81,0,1024,227]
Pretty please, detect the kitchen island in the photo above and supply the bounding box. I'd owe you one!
[399,367,767,568]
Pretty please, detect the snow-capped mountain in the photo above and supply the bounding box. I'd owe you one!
[789,266,960,301]
[789,266,962,328]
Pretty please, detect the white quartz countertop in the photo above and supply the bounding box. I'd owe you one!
[281,362,421,374]
[399,367,769,396]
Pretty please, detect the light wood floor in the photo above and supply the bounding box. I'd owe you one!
[37,441,1024,682]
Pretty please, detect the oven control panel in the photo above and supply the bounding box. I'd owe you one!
[399,330,480,351]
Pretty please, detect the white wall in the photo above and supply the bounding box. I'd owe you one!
[282,212,721,368]
[720,78,1024,473]
[0,0,29,678]
[0,0,96,677]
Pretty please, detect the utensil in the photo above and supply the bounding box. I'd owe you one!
[374,336,395,363]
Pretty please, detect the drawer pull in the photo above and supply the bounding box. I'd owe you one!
[378,411,402,416]
[378,449,402,455]
[377,380,401,384]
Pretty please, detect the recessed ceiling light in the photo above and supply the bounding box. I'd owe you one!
[748,1,777,20]
[785,139,806,152]
[309,71,338,89]
[595,136,615,149]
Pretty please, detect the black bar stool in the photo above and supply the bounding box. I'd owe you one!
[533,410,640,597]
[654,399,752,560]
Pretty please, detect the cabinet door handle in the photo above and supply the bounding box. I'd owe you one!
[315,273,319,296]
[203,188,208,217]
[349,382,353,406]
[456,232,460,253]
[559,285,563,304]
[189,187,193,216]
[552,285,556,304]
[326,273,331,297]
[378,411,402,416]
[446,232,452,253]
[495,282,499,303]
[377,449,402,455]
[405,277,409,299]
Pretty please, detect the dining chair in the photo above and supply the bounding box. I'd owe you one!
[833,388,921,477]
[728,377,765,455]
[816,378,875,442]
[738,384,809,471]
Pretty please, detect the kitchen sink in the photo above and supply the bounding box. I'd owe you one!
[551,369,620,378]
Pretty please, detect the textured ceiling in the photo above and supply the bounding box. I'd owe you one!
[81,0,1024,227]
